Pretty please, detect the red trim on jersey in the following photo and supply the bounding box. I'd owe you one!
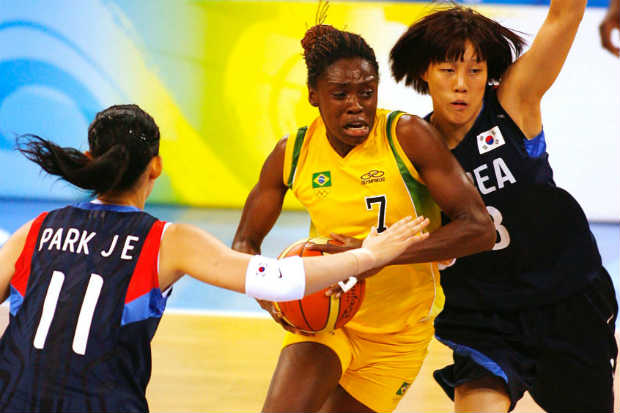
[124,220,166,303]
[11,212,48,296]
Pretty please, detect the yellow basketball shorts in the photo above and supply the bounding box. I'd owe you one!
[282,319,434,412]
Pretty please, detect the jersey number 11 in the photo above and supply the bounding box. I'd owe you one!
[33,271,104,356]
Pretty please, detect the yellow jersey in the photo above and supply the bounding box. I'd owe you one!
[282,109,444,334]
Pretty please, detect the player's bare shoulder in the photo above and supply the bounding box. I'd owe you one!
[395,113,445,158]
[267,134,289,166]
[275,135,288,152]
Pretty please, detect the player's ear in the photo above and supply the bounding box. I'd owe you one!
[149,155,162,180]
[308,88,319,107]
[421,66,429,83]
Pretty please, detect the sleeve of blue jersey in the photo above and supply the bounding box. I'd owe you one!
[523,130,547,158]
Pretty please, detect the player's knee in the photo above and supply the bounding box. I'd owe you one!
[458,374,506,392]
[455,375,510,413]
[263,387,323,412]
[263,344,342,412]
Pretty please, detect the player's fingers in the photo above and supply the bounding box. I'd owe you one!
[411,231,430,243]
[286,325,315,336]
[437,258,456,270]
[329,232,349,244]
[257,299,274,312]
[368,226,378,238]
[413,217,430,231]
[282,324,299,333]
[398,230,429,250]
[325,284,343,297]
[307,243,350,253]
[389,215,414,230]
[599,22,620,56]
[398,215,425,232]
[389,216,422,238]
[275,316,305,334]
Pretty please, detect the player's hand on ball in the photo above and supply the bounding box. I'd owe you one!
[256,299,315,336]
[437,258,456,270]
[362,215,429,267]
[325,267,380,297]
[306,233,362,253]
[326,216,429,297]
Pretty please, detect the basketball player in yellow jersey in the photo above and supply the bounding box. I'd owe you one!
[232,24,495,412]
[282,108,444,335]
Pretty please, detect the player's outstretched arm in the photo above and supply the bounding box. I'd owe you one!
[302,216,429,294]
[499,0,587,138]
[0,220,32,303]
[158,216,428,300]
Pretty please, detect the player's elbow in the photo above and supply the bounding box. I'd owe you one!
[451,208,496,254]
[476,214,496,252]
[461,209,496,253]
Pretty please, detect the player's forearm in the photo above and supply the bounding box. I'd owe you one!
[232,186,285,254]
[231,238,261,254]
[391,214,495,265]
[301,250,373,295]
[245,216,423,299]
[548,0,586,23]
[242,249,372,300]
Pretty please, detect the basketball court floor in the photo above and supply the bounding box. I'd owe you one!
[0,199,618,411]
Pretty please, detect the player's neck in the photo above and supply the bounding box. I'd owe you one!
[96,189,146,210]
[429,112,478,150]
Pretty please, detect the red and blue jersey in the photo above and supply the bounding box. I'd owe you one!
[0,202,169,412]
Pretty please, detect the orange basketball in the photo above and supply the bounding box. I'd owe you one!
[272,238,365,334]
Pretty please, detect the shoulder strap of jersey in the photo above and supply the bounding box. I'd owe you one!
[122,220,169,326]
[125,220,167,301]
[385,111,438,224]
[283,126,308,189]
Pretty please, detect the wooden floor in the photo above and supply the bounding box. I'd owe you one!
[0,307,614,411]
[147,313,549,412]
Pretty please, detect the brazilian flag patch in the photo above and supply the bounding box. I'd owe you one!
[312,171,332,188]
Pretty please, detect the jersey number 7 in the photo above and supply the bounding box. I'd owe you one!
[365,195,387,233]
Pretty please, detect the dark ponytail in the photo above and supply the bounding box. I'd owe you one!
[17,104,159,195]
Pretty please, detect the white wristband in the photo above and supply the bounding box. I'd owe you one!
[245,255,306,301]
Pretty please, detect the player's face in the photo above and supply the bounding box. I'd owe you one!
[309,57,378,156]
[423,41,487,129]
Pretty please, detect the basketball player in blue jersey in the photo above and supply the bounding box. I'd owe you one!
[387,3,618,412]
[0,104,430,412]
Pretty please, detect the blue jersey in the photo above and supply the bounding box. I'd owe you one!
[0,202,169,412]
[428,86,603,311]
